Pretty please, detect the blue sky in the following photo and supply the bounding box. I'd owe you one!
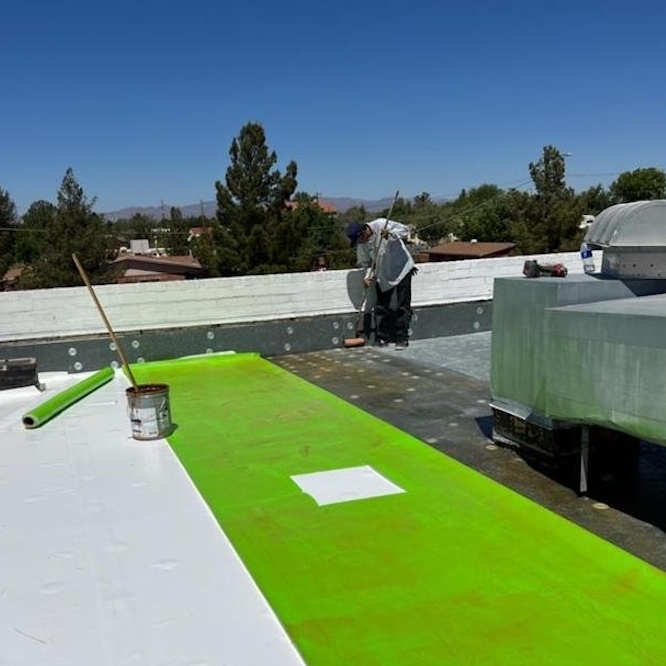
[3,0,666,214]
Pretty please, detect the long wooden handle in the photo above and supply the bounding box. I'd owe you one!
[71,254,139,390]
[370,189,400,273]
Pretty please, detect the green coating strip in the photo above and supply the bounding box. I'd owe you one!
[132,354,666,665]
[22,366,115,429]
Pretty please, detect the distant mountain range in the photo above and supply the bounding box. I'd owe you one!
[103,196,399,222]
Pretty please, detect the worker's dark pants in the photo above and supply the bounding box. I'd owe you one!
[375,273,413,344]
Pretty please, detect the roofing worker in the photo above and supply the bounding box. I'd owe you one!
[345,218,418,350]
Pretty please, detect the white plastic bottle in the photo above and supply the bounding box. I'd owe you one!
[579,241,595,274]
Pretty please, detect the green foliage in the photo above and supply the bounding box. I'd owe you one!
[0,186,18,279]
[13,132,666,286]
[526,145,577,252]
[336,205,369,237]
[610,167,666,203]
[455,185,510,242]
[410,195,456,244]
[16,168,116,289]
[293,196,330,252]
[214,122,300,275]
[13,200,56,264]
[386,194,410,219]
[188,216,219,277]
[529,146,567,202]
[499,190,538,253]
[158,207,190,255]
[113,213,156,246]
[577,185,613,215]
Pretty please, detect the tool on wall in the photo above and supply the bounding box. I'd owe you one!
[344,190,400,349]
[523,260,568,278]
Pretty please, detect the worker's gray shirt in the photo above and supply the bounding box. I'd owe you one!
[356,218,416,291]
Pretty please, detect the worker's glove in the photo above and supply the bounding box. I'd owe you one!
[380,228,390,240]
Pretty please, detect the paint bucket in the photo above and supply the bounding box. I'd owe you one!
[125,383,172,440]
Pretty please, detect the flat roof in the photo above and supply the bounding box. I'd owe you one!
[4,335,666,663]
[425,242,516,258]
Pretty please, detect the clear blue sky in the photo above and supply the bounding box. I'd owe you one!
[3,0,666,214]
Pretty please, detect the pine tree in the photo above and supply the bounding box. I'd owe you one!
[18,169,115,288]
[528,146,576,252]
[215,122,298,274]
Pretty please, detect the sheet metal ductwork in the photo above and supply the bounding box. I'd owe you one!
[491,200,666,490]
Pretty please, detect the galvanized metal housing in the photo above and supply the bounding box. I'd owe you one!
[584,200,666,248]
[584,200,666,278]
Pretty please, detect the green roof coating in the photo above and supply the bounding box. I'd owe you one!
[132,353,666,665]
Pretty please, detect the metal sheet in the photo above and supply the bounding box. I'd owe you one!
[490,276,666,415]
[584,200,666,248]
[544,293,666,443]
[601,247,666,279]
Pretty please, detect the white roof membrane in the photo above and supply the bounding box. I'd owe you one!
[0,372,305,666]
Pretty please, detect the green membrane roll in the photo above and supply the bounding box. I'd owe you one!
[22,366,115,429]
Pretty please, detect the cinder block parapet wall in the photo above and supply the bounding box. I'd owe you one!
[0,252,584,343]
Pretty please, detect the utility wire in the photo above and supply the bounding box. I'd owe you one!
[412,179,534,234]
[0,227,47,232]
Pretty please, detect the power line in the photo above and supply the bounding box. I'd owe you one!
[567,172,620,178]
[0,226,47,232]
[413,179,535,234]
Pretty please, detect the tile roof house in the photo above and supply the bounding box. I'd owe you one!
[111,253,204,283]
[421,241,516,262]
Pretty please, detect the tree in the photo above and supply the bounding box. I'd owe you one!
[576,184,612,215]
[508,189,546,254]
[610,167,666,203]
[413,192,432,207]
[454,184,510,242]
[279,193,348,271]
[527,145,577,251]
[190,215,220,278]
[113,213,156,247]
[0,186,18,279]
[529,146,567,202]
[13,200,56,265]
[158,207,190,256]
[214,122,299,275]
[17,169,116,289]
[337,204,368,227]
[386,194,411,219]
[410,194,455,244]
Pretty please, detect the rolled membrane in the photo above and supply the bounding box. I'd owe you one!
[22,366,115,429]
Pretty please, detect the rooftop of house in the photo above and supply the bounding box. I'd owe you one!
[284,198,337,214]
[111,253,202,268]
[424,241,517,260]
[3,326,666,664]
[111,252,204,283]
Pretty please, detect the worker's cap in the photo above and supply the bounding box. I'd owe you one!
[345,222,365,248]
